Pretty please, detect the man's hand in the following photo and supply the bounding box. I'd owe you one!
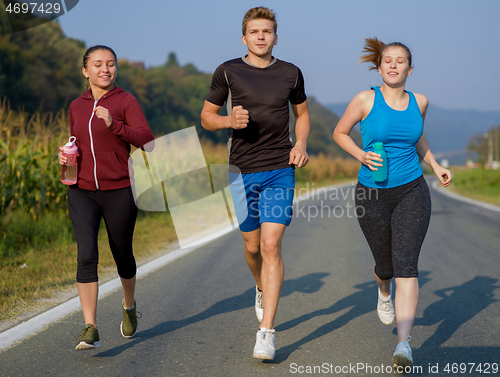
[229,105,249,129]
[289,143,308,168]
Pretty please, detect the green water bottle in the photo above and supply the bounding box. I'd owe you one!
[372,142,387,182]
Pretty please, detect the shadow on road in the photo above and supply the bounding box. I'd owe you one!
[415,275,499,350]
[95,272,329,358]
[272,271,432,363]
[273,274,499,364]
[390,275,500,376]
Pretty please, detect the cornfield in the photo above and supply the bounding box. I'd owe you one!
[0,98,69,218]
[0,98,72,260]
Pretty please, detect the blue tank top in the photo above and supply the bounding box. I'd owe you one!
[358,86,423,188]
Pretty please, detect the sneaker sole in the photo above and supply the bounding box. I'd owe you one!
[75,341,101,350]
[392,354,412,368]
[378,315,395,325]
[253,350,275,360]
[120,321,137,339]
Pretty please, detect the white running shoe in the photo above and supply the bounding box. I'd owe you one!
[255,286,263,323]
[253,327,275,360]
[377,283,395,325]
[392,335,413,368]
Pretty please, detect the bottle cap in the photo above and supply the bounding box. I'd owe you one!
[373,142,384,148]
[65,136,76,147]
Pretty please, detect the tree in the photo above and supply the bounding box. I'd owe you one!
[0,10,85,114]
[165,52,179,69]
[468,125,500,166]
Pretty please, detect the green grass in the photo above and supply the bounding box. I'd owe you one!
[449,168,500,206]
[0,209,74,261]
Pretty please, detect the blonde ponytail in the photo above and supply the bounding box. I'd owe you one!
[360,38,412,70]
[359,37,386,70]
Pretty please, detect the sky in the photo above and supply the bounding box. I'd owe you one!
[52,0,500,111]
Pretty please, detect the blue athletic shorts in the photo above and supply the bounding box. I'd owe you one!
[229,167,295,233]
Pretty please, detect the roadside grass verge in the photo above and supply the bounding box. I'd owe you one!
[449,168,500,206]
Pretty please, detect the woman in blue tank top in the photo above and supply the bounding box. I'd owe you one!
[333,37,452,370]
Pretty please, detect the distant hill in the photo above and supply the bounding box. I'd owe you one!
[326,103,500,164]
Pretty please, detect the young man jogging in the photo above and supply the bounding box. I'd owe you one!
[200,7,310,360]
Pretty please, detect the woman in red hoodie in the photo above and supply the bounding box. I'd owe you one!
[58,45,154,350]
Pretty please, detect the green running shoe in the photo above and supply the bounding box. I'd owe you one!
[121,301,142,338]
[75,324,101,350]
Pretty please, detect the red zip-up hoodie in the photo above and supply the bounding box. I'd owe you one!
[69,86,154,191]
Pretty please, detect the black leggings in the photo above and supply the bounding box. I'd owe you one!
[355,175,431,280]
[68,186,138,283]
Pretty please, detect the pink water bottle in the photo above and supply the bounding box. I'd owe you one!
[61,136,78,185]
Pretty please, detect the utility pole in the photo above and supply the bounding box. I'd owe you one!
[495,126,500,164]
[494,126,500,169]
[487,129,493,168]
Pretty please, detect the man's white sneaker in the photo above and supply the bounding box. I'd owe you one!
[392,335,413,368]
[253,327,275,360]
[377,284,395,325]
[255,286,263,323]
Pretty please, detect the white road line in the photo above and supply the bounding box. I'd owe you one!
[431,179,500,213]
[0,181,354,351]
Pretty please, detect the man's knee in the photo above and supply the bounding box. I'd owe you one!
[260,238,281,258]
[244,241,260,256]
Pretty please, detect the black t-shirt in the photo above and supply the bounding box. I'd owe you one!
[205,57,307,174]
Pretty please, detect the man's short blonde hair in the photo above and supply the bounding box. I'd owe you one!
[242,7,277,35]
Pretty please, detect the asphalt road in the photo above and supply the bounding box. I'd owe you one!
[1,179,499,377]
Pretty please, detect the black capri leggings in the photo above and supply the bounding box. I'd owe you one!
[68,186,138,283]
[355,175,431,280]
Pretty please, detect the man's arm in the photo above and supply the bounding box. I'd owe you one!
[289,100,310,168]
[200,101,249,131]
